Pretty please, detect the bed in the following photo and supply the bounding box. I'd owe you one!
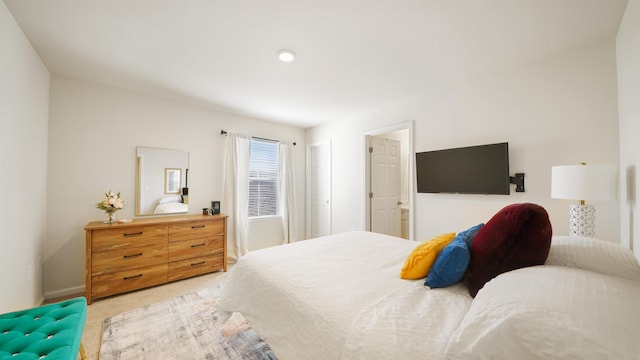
[153,194,188,214]
[218,229,640,359]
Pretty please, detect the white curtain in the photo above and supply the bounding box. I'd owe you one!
[222,133,251,260]
[279,143,298,244]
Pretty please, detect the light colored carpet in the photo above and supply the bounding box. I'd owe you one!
[79,269,230,359]
[100,285,276,360]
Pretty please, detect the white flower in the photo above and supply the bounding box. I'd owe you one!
[97,190,125,212]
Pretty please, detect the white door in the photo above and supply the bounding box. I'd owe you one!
[307,142,331,239]
[370,137,401,237]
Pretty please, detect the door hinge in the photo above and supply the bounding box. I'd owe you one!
[369,146,373,153]
[369,192,373,199]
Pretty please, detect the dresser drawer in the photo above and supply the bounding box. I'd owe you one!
[92,224,168,252]
[168,253,224,282]
[169,220,223,242]
[168,236,224,262]
[91,244,168,275]
[91,263,168,299]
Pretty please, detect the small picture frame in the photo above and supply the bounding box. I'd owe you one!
[164,168,181,194]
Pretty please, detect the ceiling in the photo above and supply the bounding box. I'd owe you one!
[4,0,629,129]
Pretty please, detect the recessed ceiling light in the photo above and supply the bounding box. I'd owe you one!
[277,49,296,62]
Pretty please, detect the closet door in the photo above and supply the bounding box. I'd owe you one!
[307,141,331,239]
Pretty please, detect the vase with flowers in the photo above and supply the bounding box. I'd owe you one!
[97,191,124,223]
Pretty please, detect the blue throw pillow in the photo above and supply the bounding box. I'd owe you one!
[425,238,470,288]
[425,224,484,288]
[460,223,484,248]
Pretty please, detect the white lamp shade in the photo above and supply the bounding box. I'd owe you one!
[551,164,618,202]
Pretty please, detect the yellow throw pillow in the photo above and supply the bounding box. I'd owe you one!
[400,232,456,279]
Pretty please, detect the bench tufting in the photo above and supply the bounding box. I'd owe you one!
[0,297,86,360]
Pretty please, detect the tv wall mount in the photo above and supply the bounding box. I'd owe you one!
[509,173,525,192]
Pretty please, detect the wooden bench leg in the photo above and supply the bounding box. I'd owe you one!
[79,343,87,360]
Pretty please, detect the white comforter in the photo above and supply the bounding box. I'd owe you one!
[218,231,473,360]
[153,202,188,214]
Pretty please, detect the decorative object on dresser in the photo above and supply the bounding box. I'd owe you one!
[211,200,221,214]
[96,190,125,224]
[84,214,227,304]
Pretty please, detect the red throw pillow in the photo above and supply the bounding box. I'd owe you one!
[465,203,552,297]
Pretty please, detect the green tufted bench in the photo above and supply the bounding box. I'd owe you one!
[0,297,87,360]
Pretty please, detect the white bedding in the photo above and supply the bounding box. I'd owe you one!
[218,231,473,360]
[218,231,640,360]
[153,202,188,214]
[446,265,640,360]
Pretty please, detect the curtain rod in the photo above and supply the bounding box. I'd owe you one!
[220,130,296,146]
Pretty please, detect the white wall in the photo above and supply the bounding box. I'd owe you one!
[46,76,306,298]
[308,40,620,244]
[0,3,50,312]
[617,0,640,258]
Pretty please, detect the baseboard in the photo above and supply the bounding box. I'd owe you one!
[44,285,85,301]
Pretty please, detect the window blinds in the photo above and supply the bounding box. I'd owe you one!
[248,138,279,217]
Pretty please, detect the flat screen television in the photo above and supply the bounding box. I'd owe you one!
[416,142,510,195]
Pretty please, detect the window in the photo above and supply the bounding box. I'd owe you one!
[249,138,279,217]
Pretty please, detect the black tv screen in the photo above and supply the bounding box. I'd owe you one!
[416,142,510,195]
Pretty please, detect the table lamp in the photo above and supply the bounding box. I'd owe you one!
[551,163,617,237]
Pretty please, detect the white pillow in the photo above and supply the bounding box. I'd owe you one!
[545,235,640,281]
[446,266,640,360]
[158,194,182,204]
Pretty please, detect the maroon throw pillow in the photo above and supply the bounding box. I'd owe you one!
[465,203,552,297]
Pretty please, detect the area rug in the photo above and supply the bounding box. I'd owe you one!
[100,285,277,359]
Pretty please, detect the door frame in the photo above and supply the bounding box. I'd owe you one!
[306,140,332,239]
[363,121,414,241]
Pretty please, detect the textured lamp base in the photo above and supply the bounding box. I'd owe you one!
[569,204,595,237]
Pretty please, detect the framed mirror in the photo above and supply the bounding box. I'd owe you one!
[136,146,189,215]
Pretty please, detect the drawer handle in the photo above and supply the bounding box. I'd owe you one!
[123,253,143,259]
[191,225,206,229]
[124,232,143,237]
[191,261,206,267]
[123,274,143,280]
[190,243,206,248]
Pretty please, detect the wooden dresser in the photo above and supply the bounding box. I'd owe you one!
[84,214,227,304]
